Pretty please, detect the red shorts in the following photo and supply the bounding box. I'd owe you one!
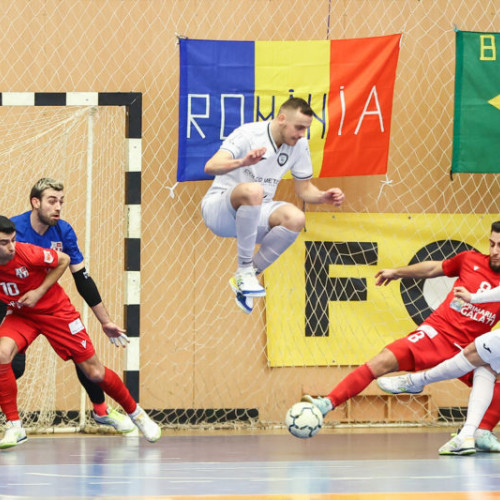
[0,312,95,363]
[386,329,474,386]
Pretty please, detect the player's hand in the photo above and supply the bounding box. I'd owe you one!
[102,322,129,348]
[17,290,44,308]
[375,269,398,286]
[240,147,266,167]
[453,286,472,303]
[320,188,345,206]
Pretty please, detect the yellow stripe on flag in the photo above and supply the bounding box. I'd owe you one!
[255,41,330,177]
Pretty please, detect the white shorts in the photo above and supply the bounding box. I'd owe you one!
[475,329,500,373]
[201,188,287,243]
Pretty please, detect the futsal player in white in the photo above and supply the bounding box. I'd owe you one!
[378,284,500,456]
[201,97,345,313]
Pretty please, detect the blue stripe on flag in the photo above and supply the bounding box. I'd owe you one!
[178,39,255,181]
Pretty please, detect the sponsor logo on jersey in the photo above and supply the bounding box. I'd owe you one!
[51,241,63,252]
[81,340,87,349]
[474,265,479,271]
[15,267,29,279]
[69,318,85,335]
[43,250,54,264]
[277,153,289,166]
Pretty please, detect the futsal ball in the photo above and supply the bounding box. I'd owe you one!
[286,401,323,439]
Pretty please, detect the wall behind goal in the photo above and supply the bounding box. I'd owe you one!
[0,1,499,427]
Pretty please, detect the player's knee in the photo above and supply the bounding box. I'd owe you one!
[80,363,105,383]
[235,182,264,205]
[368,349,399,377]
[279,208,305,232]
[0,343,15,364]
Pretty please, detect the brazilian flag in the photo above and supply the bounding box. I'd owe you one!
[452,30,500,174]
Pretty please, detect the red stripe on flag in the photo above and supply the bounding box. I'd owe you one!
[320,34,401,177]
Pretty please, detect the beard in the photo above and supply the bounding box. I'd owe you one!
[489,258,500,273]
[38,212,58,227]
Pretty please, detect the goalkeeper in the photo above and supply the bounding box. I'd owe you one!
[4,177,134,434]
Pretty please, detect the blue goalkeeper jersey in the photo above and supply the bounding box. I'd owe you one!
[11,211,84,266]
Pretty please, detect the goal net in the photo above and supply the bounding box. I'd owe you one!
[1,0,499,433]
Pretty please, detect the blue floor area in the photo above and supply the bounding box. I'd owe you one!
[1,431,500,499]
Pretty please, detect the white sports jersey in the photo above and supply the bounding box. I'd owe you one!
[204,121,313,202]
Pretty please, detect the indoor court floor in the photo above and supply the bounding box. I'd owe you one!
[1,428,500,499]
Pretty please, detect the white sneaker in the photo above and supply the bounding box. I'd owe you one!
[92,407,136,433]
[234,268,266,297]
[229,276,253,313]
[0,422,27,449]
[129,406,161,443]
[439,435,476,455]
[301,395,334,417]
[376,374,424,394]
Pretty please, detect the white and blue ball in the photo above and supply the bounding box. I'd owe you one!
[286,402,323,439]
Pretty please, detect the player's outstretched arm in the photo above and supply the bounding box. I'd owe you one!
[293,180,345,206]
[375,261,444,286]
[70,262,129,348]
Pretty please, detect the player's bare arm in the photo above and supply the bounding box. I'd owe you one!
[375,260,444,287]
[18,251,70,308]
[293,179,345,206]
[204,148,266,176]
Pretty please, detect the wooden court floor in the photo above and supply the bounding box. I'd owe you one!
[1,428,500,499]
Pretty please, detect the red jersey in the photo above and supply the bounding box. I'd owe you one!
[423,251,500,346]
[0,242,77,318]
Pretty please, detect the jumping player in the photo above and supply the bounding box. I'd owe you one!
[0,217,161,448]
[301,221,500,452]
[202,97,345,313]
[7,178,134,434]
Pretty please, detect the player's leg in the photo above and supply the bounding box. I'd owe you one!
[77,355,161,442]
[0,329,29,448]
[229,183,266,296]
[302,346,400,417]
[11,352,26,379]
[252,202,303,275]
[439,366,496,455]
[73,362,135,433]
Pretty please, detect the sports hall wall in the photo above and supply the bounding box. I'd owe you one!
[0,1,499,427]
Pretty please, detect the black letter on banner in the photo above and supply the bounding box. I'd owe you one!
[400,239,476,326]
[305,241,378,337]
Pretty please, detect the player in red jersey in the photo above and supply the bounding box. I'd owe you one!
[0,216,161,448]
[301,220,500,450]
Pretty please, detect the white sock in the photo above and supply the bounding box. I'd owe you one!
[458,367,496,440]
[128,405,142,418]
[235,205,261,268]
[253,226,300,274]
[410,351,476,386]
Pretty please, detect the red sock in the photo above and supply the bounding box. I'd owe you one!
[328,363,375,407]
[92,402,108,416]
[478,381,500,431]
[97,367,137,414]
[0,363,19,421]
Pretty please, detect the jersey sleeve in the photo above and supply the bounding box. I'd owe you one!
[290,139,313,180]
[59,222,84,265]
[219,128,252,159]
[442,251,468,277]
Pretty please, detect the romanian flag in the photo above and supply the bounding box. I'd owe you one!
[452,30,500,174]
[177,36,401,182]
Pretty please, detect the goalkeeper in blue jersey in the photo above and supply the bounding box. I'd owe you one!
[7,178,134,434]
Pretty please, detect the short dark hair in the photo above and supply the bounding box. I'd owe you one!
[278,97,313,116]
[492,221,500,234]
[0,216,15,234]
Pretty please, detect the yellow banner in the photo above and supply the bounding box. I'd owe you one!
[265,213,497,366]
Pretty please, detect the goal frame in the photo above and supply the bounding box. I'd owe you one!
[0,91,143,402]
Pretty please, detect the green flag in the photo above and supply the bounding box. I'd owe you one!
[452,30,500,174]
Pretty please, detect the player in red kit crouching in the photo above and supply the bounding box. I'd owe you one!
[0,216,160,448]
